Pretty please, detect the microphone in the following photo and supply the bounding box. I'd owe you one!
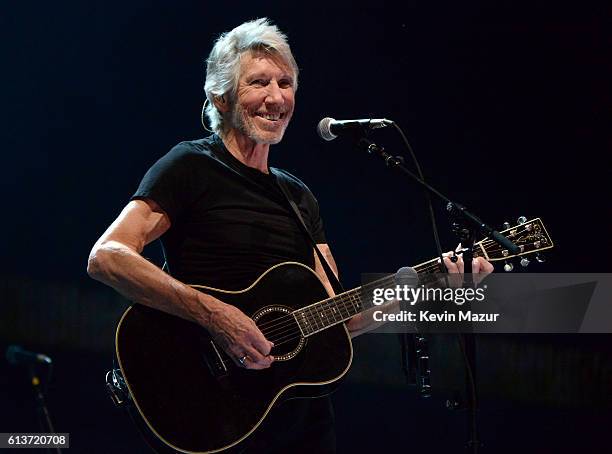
[394,266,419,287]
[317,117,394,141]
[6,345,52,365]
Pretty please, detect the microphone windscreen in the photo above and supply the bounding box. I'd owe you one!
[317,117,336,141]
[395,267,419,287]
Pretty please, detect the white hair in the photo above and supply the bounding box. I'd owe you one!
[203,18,299,135]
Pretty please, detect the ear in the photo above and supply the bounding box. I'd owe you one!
[213,94,230,113]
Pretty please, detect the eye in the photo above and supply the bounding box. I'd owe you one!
[250,79,268,86]
[279,79,293,89]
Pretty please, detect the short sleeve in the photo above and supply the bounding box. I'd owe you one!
[273,168,327,244]
[131,142,205,223]
[306,192,326,244]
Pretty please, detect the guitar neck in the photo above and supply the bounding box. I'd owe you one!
[293,217,552,337]
[293,255,443,337]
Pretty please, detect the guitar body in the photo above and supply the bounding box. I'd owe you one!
[115,262,353,453]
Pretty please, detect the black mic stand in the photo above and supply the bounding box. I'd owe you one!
[356,137,520,255]
[356,137,519,453]
[447,205,481,453]
[29,364,61,454]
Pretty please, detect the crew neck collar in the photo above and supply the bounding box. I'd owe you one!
[210,134,275,181]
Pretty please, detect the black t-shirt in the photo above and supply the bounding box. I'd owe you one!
[132,134,326,291]
[131,134,335,451]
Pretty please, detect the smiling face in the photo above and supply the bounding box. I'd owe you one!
[225,51,295,145]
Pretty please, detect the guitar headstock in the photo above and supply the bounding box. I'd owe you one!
[474,217,554,263]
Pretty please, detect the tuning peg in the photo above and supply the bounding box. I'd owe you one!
[504,261,514,272]
[503,221,511,230]
[535,253,546,263]
[517,216,527,225]
[520,257,530,267]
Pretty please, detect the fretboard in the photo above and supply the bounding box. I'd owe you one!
[292,218,550,336]
[293,254,447,337]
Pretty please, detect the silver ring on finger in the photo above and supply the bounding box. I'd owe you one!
[238,355,248,366]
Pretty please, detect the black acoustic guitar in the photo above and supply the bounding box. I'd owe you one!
[115,218,552,453]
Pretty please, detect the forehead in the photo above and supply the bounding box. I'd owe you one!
[238,51,294,80]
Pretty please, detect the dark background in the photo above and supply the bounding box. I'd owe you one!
[1,1,611,453]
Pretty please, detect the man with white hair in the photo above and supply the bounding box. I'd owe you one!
[88,18,342,452]
[88,18,492,453]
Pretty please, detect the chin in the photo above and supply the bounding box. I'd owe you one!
[260,133,285,145]
[249,126,288,145]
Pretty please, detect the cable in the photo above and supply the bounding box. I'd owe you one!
[391,122,445,268]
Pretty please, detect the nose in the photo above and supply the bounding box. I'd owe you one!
[265,80,284,105]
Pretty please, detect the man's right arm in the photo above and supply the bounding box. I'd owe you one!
[87,199,273,369]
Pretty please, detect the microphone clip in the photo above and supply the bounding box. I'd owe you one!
[358,138,404,168]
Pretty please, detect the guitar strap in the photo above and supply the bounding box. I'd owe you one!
[274,172,345,295]
[156,163,343,294]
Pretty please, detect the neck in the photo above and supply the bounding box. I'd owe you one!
[221,129,270,174]
[293,256,448,337]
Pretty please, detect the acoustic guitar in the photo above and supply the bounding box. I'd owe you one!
[114,218,553,453]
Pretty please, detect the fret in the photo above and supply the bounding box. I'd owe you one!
[297,308,313,336]
[351,294,356,314]
[331,303,340,322]
[337,295,349,319]
[349,293,358,315]
[308,305,320,331]
[318,302,327,325]
[323,300,334,324]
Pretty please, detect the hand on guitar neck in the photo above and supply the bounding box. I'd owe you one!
[442,243,495,279]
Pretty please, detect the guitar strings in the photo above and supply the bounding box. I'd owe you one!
[259,287,369,338]
[208,225,543,358]
[268,277,409,346]
[265,277,493,347]
[266,229,544,346]
[259,224,541,343]
[260,250,490,340]
[258,260,455,340]
[258,281,381,340]
[261,265,465,343]
[255,272,395,333]
[259,275,399,340]
[258,223,538,334]
[259,272,394,333]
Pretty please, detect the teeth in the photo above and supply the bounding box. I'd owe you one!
[258,113,281,121]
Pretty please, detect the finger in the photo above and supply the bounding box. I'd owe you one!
[442,248,463,273]
[231,352,248,368]
[243,344,273,367]
[443,256,460,273]
[473,257,494,274]
[472,257,490,274]
[227,344,259,368]
[241,355,273,370]
[251,331,274,356]
[456,255,464,274]
[472,257,483,274]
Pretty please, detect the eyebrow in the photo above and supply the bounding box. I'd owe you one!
[244,72,294,82]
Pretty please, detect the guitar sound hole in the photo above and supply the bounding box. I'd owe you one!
[253,306,306,361]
